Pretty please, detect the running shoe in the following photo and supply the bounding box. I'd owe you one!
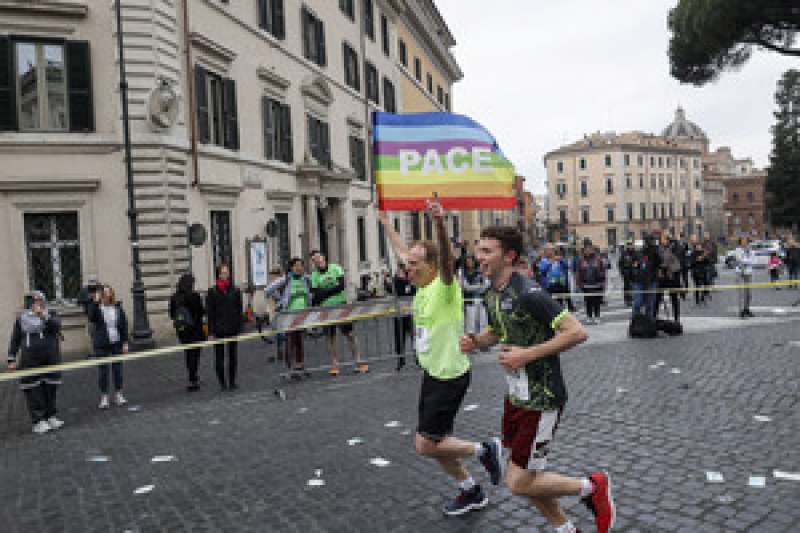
[581,471,615,533]
[480,438,504,486]
[443,485,488,516]
[46,416,64,430]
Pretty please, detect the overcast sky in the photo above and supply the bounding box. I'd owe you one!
[435,0,797,195]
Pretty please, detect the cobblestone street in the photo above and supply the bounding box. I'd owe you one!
[2,271,799,532]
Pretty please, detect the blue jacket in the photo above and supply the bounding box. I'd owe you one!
[87,301,129,350]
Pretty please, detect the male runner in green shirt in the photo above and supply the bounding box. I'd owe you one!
[460,226,616,533]
[379,200,503,516]
[308,251,365,375]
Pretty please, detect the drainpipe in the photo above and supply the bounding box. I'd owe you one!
[116,0,154,349]
[183,0,199,187]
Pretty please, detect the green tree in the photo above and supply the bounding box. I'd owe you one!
[668,0,800,85]
[766,69,800,230]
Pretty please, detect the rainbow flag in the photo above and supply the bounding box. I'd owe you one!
[373,112,516,211]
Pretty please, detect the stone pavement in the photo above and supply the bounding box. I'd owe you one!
[1,271,799,532]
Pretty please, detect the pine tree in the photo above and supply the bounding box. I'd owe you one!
[766,69,800,231]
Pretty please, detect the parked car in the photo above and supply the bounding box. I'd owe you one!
[724,240,784,269]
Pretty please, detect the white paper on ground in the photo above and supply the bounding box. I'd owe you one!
[753,415,772,422]
[208,419,221,425]
[748,476,766,488]
[370,458,391,467]
[384,421,401,428]
[774,470,800,481]
[347,438,364,446]
[616,387,629,394]
[133,485,155,495]
[151,455,176,463]
[297,407,309,414]
[670,368,682,374]
[127,405,143,412]
[87,455,110,463]
[307,479,325,487]
[400,429,411,436]
[314,469,322,477]
[463,404,479,411]
[706,471,724,483]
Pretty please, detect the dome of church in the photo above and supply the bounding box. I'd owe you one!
[661,107,708,140]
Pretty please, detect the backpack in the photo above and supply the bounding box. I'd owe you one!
[546,260,566,287]
[656,319,683,336]
[173,304,195,336]
[629,313,657,338]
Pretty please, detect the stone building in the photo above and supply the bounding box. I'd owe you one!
[0,0,462,352]
[544,130,704,249]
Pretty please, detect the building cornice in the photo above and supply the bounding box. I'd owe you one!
[400,0,463,82]
[544,142,701,162]
[0,0,88,18]
[0,177,100,192]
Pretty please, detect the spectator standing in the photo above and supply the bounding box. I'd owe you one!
[767,252,783,287]
[206,264,243,390]
[632,235,661,317]
[309,251,366,376]
[458,256,490,334]
[266,266,287,363]
[539,245,571,309]
[618,241,636,307]
[7,291,64,434]
[266,258,312,377]
[169,273,206,391]
[385,264,415,371]
[576,243,606,324]
[785,238,800,289]
[655,234,682,322]
[735,237,755,318]
[689,236,710,305]
[88,286,129,409]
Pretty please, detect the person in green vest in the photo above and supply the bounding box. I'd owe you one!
[378,200,503,517]
[265,258,311,376]
[309,251,366,375]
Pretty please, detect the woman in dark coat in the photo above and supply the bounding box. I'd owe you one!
[169,273,206,391]
[87,285,130,409]
[7,290,64,434]
[206,264,243,390]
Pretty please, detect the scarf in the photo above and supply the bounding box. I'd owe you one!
[216,278,231,293]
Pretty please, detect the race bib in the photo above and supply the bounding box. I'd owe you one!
[505,368,530,401]
[415,326,430,353]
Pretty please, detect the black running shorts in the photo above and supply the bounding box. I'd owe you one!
[417,370,471,442]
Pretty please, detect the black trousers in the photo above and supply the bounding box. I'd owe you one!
[692,271,708,304]
[622,277,633,305]
[185,348,201,384]
[214,341,238,387]
[583,287,603,318]
[23,383,58,424]
[394,315,413,355]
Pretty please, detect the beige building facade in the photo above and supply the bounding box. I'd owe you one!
[0,0,462,353]
[544,130,704,250]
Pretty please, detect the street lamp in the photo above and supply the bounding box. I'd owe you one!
[116,1,154,349]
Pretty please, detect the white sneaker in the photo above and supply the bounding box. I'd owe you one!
[99,395,110,409]
[47,416,64,430]
[114,392,127,406]
[32,420,51,434]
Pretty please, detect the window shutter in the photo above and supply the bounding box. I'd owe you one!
[258,0,268,31]
[194,65,209,143]
[317,19,326,66]
[222,78,239,150]
[0,36,15,131]
[320,122,330,168]
[66,41,93,132]
[273,0,285,40]
[308,115,319,162]
[281,103,293,163]
[262,96,274,159]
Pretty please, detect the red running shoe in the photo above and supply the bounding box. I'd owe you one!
[581,471,615,532]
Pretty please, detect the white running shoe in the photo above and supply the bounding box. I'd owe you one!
[114,392,127,406]
[32,420,51,434]
[99,395,110,409]
[47,417,64,430]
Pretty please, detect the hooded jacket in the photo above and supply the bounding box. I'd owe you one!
[7,291,62,388]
